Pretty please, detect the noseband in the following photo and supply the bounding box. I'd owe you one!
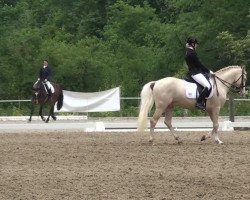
[213,66,246,95]
[232,68,246,92]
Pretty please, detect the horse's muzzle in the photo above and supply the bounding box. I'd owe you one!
[32,98,39,104]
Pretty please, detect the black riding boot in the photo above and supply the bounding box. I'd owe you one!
[196,87,209,110]
[47,88,52,97]
[44,83,52,98]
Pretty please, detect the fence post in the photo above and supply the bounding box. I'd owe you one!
[229,96,235,122]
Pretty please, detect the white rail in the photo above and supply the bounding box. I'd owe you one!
[0,98,250,103]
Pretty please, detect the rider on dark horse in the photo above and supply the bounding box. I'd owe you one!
[185,37,214,110]
[30,60,64,123]
[34,60,53,98]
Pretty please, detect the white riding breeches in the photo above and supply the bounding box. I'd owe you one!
[45,81,55,93]
[191,73,211,90]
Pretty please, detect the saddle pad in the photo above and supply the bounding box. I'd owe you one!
[184,80,213,99]
[43,82,55,93]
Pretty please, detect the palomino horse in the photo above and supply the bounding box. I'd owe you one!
[138,66,247,144]
[29,80,64,123]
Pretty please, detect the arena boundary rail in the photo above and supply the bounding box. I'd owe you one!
[0,98,250,131]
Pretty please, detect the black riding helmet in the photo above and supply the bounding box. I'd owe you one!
[187,37,199,45]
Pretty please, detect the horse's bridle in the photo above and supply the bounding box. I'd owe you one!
[33,82,50,104]
[213,66,247,96]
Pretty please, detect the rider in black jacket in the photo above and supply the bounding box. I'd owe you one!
[35,60,53,97]
[39,61,51,81]
[185,38,213,110]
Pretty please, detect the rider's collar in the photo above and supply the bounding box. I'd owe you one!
[187,46,195,50]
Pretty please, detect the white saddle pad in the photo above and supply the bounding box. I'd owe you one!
[45,82,55,93]
[184,80,213,99]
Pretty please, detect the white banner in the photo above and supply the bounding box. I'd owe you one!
[55,87,120,112]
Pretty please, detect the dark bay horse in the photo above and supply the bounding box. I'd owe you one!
[138,66,247,144]
[29,80,64,123]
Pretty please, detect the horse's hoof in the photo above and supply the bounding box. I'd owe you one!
[52,117,57,121]
[149,140,155,146]
[215,140,223,145]
[201,135,206,141]
[177,140,183,145]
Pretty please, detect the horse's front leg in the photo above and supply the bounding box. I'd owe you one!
[201,110,223,144]
[213,124,223,144]
[164,105,182,144]
[39,105,45,121]
[201,123,221,142]
[28,103,35,122]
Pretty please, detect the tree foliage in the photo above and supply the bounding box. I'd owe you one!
[0,0,249,102]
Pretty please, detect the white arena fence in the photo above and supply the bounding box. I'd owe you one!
[0,116,249,132]
[0,97,250,117]
[0,98,250,131]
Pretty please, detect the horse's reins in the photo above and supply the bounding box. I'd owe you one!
[34,82,51,104]
[212,67,246,96]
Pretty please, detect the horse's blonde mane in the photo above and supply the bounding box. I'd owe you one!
[216,65,241,73]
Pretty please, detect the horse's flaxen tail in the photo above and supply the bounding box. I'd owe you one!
[57,89,64,110]
[137,81,155,133]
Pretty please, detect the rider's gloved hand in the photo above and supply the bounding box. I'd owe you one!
[35,78,40,84]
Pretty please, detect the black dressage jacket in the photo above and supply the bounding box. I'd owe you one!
[39,66,51,81]
[185,47,209,75]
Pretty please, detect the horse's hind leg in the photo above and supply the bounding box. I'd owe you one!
[51,106,57,120]
[52,114,57,120]
[46,106,54,123]
[149,108,164,144]
[164,105,182,144]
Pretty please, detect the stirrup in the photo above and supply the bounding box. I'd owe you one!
[195,102,206,111]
